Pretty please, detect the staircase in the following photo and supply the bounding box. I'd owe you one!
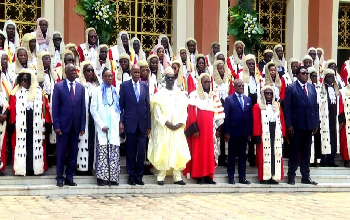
[1,157,350,196]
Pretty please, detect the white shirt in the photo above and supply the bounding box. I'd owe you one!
[298,80,308,96]
[21,87,34,110]
[235,92,244,106]
[66,79,76,94]
[133,80,140,96]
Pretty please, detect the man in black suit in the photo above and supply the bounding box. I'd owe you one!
[119,64,151,185]
[284,66,319,185]
[224,79,253,185]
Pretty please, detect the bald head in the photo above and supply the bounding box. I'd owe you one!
[131,64,141,83]
[65,63,77,82]
[234,79,244,95]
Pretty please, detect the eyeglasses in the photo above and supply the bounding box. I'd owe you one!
[264,92,273,96]
[299,72,309,75]
[85,68,94,72]
[103,75,114,79]
[89,35,98,39]
[237,84,244,88]
[141,68,150,72]
[53,38,62,41]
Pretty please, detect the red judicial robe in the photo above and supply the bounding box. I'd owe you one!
[340,61,349,86]
[253,103,286,181]
[9,87,48,175]
[0,83,9,173]
[183,91,218,179]
[339,93,349,160]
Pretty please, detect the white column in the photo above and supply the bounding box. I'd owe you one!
[42,0,55,34]
[54,0,65,37]
[186,0,195,39]
[172,0,188,54]
[286,0,309,61]
[219,0,228,56]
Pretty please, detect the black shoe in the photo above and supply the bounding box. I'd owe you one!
[97,179,105,186]
[204,176,216,184]
[136,180,145,185]
[57,181,64,187]
[301,178,318,185]
[239,179,251,184]
[345,161,350,167]
[267,179,279,184]
[64,180,77,186]
[260,180,268,184]
[174,180,186,185]
[0,171,6,176]
[218,156,228,166]
[128,179,136,186]
[319,163,327,167]
[288,178,295,185]
[197,178,204,184]
[327,163,338,167]
[228,178,235,184]
[310,163,318,167]
[110,181,119,186]
[157,181,164,185]
[249,162,256,167]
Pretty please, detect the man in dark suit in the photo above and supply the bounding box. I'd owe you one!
[119,64,151,186]
[284,66,319,185]
[224,79,252,185]
[52,64,86,187]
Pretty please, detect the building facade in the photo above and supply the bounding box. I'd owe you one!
[1,0,349,65]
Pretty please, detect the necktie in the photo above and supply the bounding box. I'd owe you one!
[303,85,307,96]
[238,95,244,110]
[134,82,139,103]
[70,82,75,101]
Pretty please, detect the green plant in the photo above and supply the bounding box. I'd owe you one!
[74,0,116,44]
[228,0,264,54]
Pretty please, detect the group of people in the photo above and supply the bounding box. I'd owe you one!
[0,17,349,187]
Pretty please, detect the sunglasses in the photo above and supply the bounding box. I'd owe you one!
[300,72,309,75]
[85,68,94,72]
[103,75,114,79]
[89,35,98,39]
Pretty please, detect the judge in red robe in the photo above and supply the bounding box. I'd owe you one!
[184,73,225,184]
[9,69,46,176]
[339,73,349,167]
[253,85,286,184]
[0,76,10,174]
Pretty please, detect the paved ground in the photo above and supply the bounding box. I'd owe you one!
[0,192,348,219]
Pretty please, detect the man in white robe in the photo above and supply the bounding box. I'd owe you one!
[148,68,190,185]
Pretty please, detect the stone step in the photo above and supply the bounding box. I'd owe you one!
[1,173,350,185]
[1,183,350,196]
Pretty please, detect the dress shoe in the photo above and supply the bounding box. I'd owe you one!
[310,163,318,167]
[136,180,145,185]
[301,178,318,185]
[228,178,235,184]
[239,179,251,184]
[56,181,64,187]
[327,163,338,167]
[97,179,105,186]
[197,177,204,184]
[260,180,268,184]
[288,178,295,185]
[110,181,119,186]
[174,180,186,185]
[157,181,164,185]
[204,176,216,184]
[0,171,6,176]
[267,179,279,184]
[127,179,136,186]
[345,161,350,167]
[64,180,77,186]
[319,163,327,167]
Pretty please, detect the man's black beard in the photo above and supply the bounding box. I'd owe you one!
[203,88,210,93]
